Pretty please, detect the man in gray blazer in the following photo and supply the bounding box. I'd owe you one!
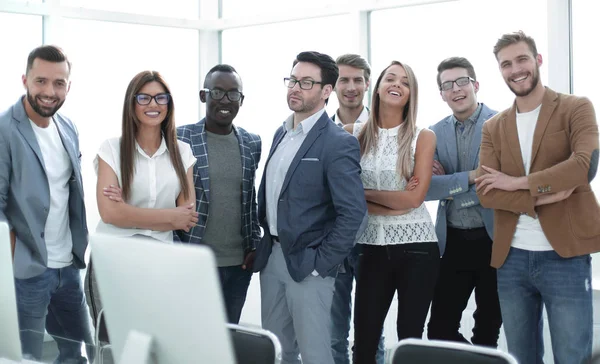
[425,57,502,347]
[0,45,93,362]
[254,51,367,364]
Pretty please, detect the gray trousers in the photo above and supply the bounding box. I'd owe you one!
[260,243,336,364]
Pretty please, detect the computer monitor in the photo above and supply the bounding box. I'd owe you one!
[90,234,235,364]
[0,221,23,361]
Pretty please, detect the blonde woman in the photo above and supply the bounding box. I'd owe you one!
[345,61,439,363]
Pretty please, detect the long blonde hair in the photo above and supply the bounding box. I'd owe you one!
[357,61,419,180]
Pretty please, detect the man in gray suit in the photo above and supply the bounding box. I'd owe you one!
[0,45,93,362]
[253,51,367,364]
[425,57,502,347]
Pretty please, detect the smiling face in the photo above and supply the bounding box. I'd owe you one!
[377,63,410,109]
[134,81,169,128]
[497,41,542,97]
[439,67,479,120]
[22,58,70,121]
[201,71,243,132]
[335,64,369,110]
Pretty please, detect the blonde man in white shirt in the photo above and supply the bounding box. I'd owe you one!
[85,71,198,343]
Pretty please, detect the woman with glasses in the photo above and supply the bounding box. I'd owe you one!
[84,70,198,346]
[344,61,439,363]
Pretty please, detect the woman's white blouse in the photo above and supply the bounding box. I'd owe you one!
[94,137,196,243]
[353,123,437,245]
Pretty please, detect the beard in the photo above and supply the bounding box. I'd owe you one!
[507,64,540,97]
[287,94,319,113]
[26,90,64,118]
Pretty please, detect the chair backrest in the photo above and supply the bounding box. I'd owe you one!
[390,338,518,364]
[227,324,282,364]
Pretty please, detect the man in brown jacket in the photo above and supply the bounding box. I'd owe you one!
[475,31,599,364]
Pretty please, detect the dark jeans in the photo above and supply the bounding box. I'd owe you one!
[427,227,502,347]
[15,264,95,363]
[331,245,385,364]
[353,243,440,364]
[218,265,252,324]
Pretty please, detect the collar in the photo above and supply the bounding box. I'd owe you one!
[284,107,325,135]
[335,106,369,125]
[135,135,168,158]
[453,103,482,126]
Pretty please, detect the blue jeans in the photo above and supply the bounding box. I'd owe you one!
[218,265,252,324]
[497,247,593,364]
[15,264,95,363]
[331,246,385,364]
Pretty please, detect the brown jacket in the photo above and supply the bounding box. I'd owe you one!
[477,87,600,268]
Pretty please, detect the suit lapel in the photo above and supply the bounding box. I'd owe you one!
[502,103,526,176]
[529,88,558,168]
[192,120,211,202]
[235,126,251,202]
[279,114,326,197]
[264,117,290,167]
[442,119,459,172]
[54,116,83,193]
[13,101,47,175]
[469,106,494,170]
[258,117,289,222]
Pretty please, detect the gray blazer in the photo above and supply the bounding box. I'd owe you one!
[0,97,88,279]
[253,112,368,282]
[425,103,496,256]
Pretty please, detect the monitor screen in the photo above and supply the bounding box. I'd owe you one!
[91,234,235,364]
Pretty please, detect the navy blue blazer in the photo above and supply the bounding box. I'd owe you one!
[425,103,496,255]
[253,112,368,282]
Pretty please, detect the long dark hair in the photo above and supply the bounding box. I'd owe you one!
[120,71,189,201]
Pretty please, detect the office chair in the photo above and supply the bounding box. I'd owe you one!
[93,309,113,364]
[227,323,282,364]
[389,338,518,364]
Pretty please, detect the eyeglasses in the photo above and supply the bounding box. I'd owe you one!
[202,88,244,102]
[284,78,323,90]
[135,93,171,105]
[440,76,475,91]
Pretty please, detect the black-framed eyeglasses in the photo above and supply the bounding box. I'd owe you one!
[135,93,171,105]
[440,77,475,91]
[284,78,323,90]
[202,88,244,102]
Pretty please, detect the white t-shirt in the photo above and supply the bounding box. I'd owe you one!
[511,105,553,251]
[30,119,74,268]
[94,137,196,243]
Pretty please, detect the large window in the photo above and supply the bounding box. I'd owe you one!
[222,15,351,159]
[221,0,346,18]
[0,13,42,111]
[59,0,199,19]
[59,18,199,230]
[572,0,600,284]
[370,0,548,129]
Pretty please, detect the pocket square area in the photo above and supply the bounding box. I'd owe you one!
[301,158,320,161]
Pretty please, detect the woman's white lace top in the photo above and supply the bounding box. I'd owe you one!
[353,123,437,245]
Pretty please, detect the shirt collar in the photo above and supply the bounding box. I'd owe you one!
[135,135,168,158]
[453,103,482,126]
[284,107,326,135]
[334,106,369,126]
